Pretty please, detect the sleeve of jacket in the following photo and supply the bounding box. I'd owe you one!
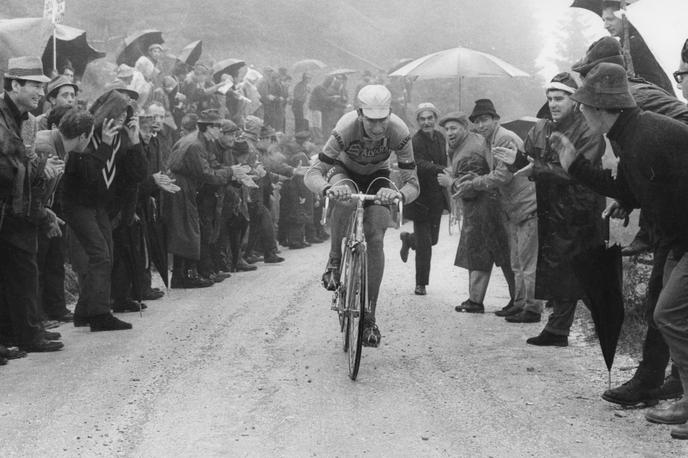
[412,134,444,176]
[184,143,232,185]
[121,142,148,185]
[568,155,638,209]
[392,124,419,204]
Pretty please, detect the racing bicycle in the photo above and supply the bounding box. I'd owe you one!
[321,179,402,380]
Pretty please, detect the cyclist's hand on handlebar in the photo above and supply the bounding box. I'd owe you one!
[375,188,401,205]
[326,185,353,201]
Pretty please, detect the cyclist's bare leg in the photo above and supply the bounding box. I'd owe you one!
[362,204,392,325]
[326,173,356,267]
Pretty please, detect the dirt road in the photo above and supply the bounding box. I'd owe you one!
[0,219,684,457]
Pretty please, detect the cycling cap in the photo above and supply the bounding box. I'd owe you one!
[357,85,391,119]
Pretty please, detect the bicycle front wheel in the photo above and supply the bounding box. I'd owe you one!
[346,245,366,380]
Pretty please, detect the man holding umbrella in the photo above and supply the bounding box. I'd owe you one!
[555,62,688,441]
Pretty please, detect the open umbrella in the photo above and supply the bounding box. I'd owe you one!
[212,58,246,83]
[178,40,203,67]
[573,241,625,388]
[388,58,414,74]
[501,116,538,142]
[0,17,104,77]
[292,58,327,74]
[116,29,164,67]
[389,46,529,109]
[327,68,358,77]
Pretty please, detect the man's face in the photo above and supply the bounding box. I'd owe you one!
[51,86,76,108]
[149,48,163,61]
[547,90,575,123]
[112,109,128,129]
[12,80,44,111]
[139,117,153,143]
[220,130,238,147]
[443,121,467,147]
[473,114,498,140]
[676,61,688,100]
[62,68,74,83]
[147,105,165,133]
[359,112,390,141]
[417,110,437,134]
[602,8,623,37]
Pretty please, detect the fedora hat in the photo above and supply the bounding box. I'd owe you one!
[571,37,625,78]
[570,63,637,110]
[46,75,78,99]
[4,56,50,83]
[469,99,499,122]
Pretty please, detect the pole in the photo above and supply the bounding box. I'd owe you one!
[458,76,462,111]
[52,0,57,75]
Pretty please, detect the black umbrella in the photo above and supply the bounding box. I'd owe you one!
[116,29,164,66]
[572,241,625,388]
[212,58,246,83]
[178,40,203,67]
[501,117,538,142]
[570,0,604,16]
[147,218,169,289]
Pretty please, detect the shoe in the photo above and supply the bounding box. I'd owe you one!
[454,299,484,314]
[0,345,27,359]
[495,303,520,317]
[362,324,381,348]
[43,320,61,329]
[170,274,185,289]
[0,356,6,365]
[526,330,568,347]
[204,272,230,283]
[244,254,262,264]
[602,376,660,407]
[399,232,411,263]
[288,242,309,249]
[264,254,285,263]
[505,310,541,323]
[19,338,64,352]
[306,235,324,244]
[89,313,132,332]
[42,330,61,341]
[646,399,688,424]
[233,260,258,272]
[73,315,89,327]
[48,311,75,322]
[651,371,684,401]
[321,258,341,291]
[142,289,164,301]
[414,285,426,295]
[671,423,688,440]
[112,299,147,313]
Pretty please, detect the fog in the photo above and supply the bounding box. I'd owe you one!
[3,0,605,119]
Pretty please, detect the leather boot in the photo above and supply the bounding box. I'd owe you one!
[646,398,688,424]
[184,269,213,288]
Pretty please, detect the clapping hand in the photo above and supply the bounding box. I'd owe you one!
[153,172,180,193]
[437,171,453,187]
[43,156,65,180]
[492,145,518,165]
[549,132,577,171]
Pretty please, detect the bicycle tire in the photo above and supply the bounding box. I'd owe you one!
[338,238,352,352]
[347,245,366,380]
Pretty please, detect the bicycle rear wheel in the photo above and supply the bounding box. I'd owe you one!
[338,239,352,353]
[346,245,366,380]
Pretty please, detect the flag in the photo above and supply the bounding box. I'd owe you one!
[43,0,66,24]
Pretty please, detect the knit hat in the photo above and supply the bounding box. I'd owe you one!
[357,85,392,119]
[545,72,578,94]
[415,102,439,120]
[469,99,499,122]
[4,56,50,83]
[438,111,471,128]
[570,63,637,110]
[571,37,625,78]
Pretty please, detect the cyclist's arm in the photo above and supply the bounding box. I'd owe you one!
[304,133,340,195]
[393,131,420,204]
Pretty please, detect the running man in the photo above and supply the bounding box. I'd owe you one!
[304,85,419,347]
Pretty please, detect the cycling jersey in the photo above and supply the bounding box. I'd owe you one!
[305,110,419,203]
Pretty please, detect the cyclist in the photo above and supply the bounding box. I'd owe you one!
[304,84,419,347]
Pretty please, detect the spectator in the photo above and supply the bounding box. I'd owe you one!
[399,103,449,296]
[35,75,78,130]
[0,56,63,352]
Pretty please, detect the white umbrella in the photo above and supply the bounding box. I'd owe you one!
[389,46,529,109]
[626,0,688,102]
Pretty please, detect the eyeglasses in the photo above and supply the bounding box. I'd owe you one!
[673,70,688,84]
